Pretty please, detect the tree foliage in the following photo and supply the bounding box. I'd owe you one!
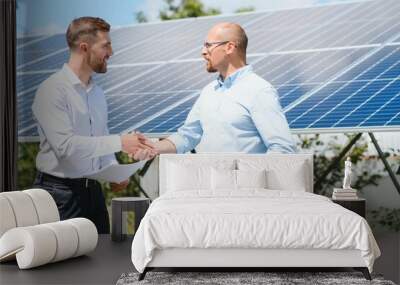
[235,7,255,13]
[299,133,399,232]
[370,207,400,232]
[159,0,220,20]
[135,11,148,23]
[299,133,383,196]
[17,143,40,190]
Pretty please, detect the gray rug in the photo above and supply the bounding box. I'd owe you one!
[117,271,396,285]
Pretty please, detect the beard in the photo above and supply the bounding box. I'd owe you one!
[87,52,107,73]
[205,60,217,73]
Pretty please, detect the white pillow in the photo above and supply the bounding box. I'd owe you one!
[266,168,306,191]
[166,159,236,192]
[236,169,267,189]
[238,158,309,191]
[211,168,236,190]
[167,162,211,191]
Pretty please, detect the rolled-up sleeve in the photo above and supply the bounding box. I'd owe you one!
[250,87,296,153]
[32,84,121,161]
[167,97,203,154]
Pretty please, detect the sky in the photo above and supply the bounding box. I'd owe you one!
[16,0,369,37]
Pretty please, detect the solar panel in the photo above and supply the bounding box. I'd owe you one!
[16,72,50,93]
[16,0,400,140]
[17,34,67,69]
[252,48,372,107]
[20,51,69,72]
[93,65,154,91]
[17,90,37,137]
[19,22,185,72]
[244,3,362,54]
[137,96,198,134]
[107,91,197,134]
[286,45,400,131]
[17,35,44,47]
[111,61,214,94]
[109,13,266,65]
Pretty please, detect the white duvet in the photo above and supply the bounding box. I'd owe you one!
[131,190,380,273]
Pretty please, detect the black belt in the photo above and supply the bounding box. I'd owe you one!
[37,171,98,188]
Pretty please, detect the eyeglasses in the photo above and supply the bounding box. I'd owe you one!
[203,41,229,50]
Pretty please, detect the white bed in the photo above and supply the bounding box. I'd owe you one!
[131,153,380,280]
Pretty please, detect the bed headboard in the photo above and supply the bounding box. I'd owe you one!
[159,153,313,196]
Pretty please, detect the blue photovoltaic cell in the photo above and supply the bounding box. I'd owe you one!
[16,0,400,138]
[16,24,183,71]
[289,81,384,128]
[16,73,51,93]
[283,0,400,51]
[113,61,214,94]
[21,51,69,72]
[245,3,360,54]
[137,96,198,133]
[93,65,155,91]
[106,91,195,134]
[336,46,400,81]
[276,84,320,109]
[17,36,43,47]
[17,90,37,135]
[110,13,263,64]
[17,34,67,69]
[335,80,399,128]
[386,112,400,126]
[19,125,38,138]
[252,48,370,107]
[393,34,400,43]
[17,51,47,67]
[287,45,400,130]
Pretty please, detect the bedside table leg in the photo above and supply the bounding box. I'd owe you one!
[112,201,123,242]
[134,202,149,234]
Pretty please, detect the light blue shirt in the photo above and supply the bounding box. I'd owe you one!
[168,65,296,154]
[32,64,121,178]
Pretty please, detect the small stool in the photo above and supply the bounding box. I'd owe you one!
[111,197,150,242]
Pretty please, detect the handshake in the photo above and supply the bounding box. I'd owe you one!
[121,132,158,161]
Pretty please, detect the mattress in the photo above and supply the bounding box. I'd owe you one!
[131,190,380,273]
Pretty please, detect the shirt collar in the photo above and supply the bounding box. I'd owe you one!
[62,63,94,91]
[216,65,253,89]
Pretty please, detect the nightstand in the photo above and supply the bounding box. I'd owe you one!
[111,197,150,242]
[332,198,366,218]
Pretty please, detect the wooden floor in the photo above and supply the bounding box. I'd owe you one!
[0,233,398,285]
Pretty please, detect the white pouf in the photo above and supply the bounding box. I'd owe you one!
[0,189,98,269]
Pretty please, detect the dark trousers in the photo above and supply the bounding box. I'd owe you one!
[33,171,110,234]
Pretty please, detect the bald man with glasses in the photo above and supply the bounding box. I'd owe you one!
[134,22,295,160]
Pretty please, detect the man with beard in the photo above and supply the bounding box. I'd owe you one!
[32,17,156,233]
[135,22,295,159]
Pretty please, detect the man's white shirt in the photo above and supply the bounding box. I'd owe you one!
[32,64,121,178]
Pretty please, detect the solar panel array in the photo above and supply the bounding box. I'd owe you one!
[17,0,400,140]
